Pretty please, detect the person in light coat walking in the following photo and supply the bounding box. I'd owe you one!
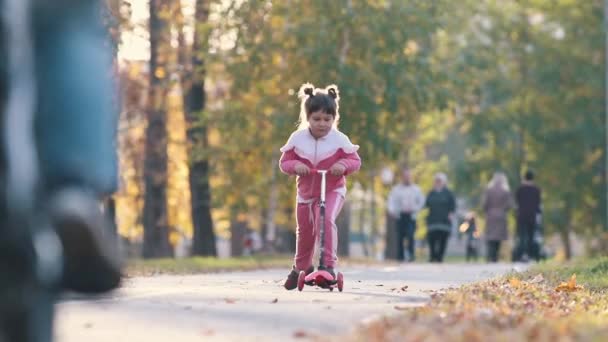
[387,168,425,262]
[482,172,514,262]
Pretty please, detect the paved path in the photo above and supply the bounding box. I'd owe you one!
[56,263,525,341]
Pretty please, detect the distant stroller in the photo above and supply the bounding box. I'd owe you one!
[459,212,480,262]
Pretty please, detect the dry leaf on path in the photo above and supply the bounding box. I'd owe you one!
[224,298,238,304]
[293,330,309,338]
[271,298,278,303]
[555,274,583,292]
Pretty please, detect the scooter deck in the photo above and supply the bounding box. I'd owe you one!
[298,270,344,292]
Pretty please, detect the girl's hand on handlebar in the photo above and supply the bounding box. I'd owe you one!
[294,162,311,176]
[329,163,346,176]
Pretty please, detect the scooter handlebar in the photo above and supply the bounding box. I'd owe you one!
[309,169,327,174]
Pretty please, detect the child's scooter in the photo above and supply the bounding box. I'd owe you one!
[297,169,344,292]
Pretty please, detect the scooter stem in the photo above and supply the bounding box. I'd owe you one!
[318,170,327,204]
[316,170,327,269]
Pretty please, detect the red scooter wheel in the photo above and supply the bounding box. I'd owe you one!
[337,272,344,292]
[297,271,306,291]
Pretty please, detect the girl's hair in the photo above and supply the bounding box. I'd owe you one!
[296,83,340,129]
[488,171,510,191]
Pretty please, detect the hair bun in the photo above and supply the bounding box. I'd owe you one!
[326,85,340,101]
[298,83,315,99]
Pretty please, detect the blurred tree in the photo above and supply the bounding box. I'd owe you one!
[443,0,605,258]
[182,0,218,256]
[143,0,172,258]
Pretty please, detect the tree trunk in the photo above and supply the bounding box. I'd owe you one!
[183,0,217,256]
[560,227,572,260]
[359,194,369,257]
[337,201,350,257]
[369,174,378,257]
[384,211,398,260]
[560,205,573,260]
[264,154,279,250]
[143,0,172,258]
[230,213,247,257]
[103,196,118,239]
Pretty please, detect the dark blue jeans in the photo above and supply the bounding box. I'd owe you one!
[32,0,118,196]
[396,213,416,261]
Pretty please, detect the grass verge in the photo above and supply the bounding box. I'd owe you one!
[125,255,292,277]
[125,254,392,277]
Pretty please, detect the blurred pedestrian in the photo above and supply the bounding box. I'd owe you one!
[482,172,514,263]
[513,170,542,262]
[424,173,456,263]
[459,212,479,262]
[387,167,425,262]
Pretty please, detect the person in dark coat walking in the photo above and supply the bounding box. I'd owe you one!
[513,170,542,262]
[425,173,456,263]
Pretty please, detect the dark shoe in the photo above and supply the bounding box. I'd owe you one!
[48,188,122,294]
[283,266,314,290]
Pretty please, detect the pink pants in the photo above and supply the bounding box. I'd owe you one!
[294,192,345,270]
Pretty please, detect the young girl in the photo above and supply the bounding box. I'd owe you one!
[279,83,361,290]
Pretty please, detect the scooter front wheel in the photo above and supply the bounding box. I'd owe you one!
[337,272,344,292]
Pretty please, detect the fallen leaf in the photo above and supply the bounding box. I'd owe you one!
[555,274,583,292]
[224,298,238,304]
[376,284,384,287]
[401,285,409,291]
[568,274,577,288]
[293,330,309,338]
[271,298,278,303]
[529,274,545,284]
[509,278,522,288]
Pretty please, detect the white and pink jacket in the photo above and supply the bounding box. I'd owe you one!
[279,128,361,201]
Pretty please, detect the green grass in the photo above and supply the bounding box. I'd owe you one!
[522,257,608,291]
[126,255,292,276]
[125,254,387,277]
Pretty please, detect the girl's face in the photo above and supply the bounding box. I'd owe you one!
[308,110,335,139]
